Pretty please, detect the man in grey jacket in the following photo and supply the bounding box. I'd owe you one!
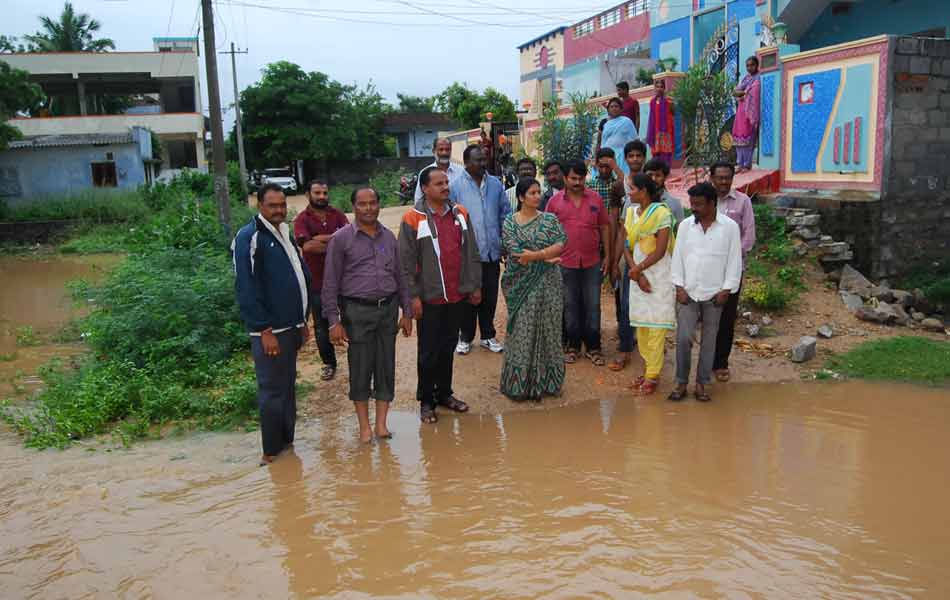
[399,167,482,424]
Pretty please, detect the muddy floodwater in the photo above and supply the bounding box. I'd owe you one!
[0,254,119,393]
[2,380,949,598]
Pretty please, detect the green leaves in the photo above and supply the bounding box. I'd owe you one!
[534,92,600,165]
[0,60,45,150]
[21,2,115,52]
[434,82,517,129]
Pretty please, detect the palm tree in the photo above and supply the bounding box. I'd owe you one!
[23,2,115,52]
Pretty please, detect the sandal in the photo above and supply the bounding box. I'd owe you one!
[586,351,606,366]
[627,375,645,390]
[714,369,730,383]
[667,388,687,402]
[438,395,470,413]
[320,366,336,381]
[695,388,712,402]
[608,353,629,371]
[420,404,438,424]
[636,378,659,395]
[564,350,578,364]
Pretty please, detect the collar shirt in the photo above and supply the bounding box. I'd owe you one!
[256,214,309,332]
[413,162,464,202]
[671,213,743,302]
[450,170,510,262]
[717,189,756,260]
[587,173,617,211]
[545,188,609,269]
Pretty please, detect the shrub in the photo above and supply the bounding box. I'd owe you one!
[3,190,150,223]
[741,278,794,311]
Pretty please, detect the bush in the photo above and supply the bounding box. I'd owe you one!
[740,205,804,311]
[1,172,258,448]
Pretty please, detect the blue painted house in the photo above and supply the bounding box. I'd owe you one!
[0,126,154,200]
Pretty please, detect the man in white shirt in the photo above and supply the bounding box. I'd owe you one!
[669,181,742,403]
[414,137,463,202]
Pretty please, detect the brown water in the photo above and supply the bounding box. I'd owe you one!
[2,381,948,598]
[0,254,119,393]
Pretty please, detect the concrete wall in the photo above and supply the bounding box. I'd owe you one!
[877,35,950,278]
[0,143,146,199]
[799,0,950,51]
[565,11,650,66]
[651,16,691,69]
[519,30,565,114]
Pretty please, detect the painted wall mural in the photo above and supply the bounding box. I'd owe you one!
[820,63,872,173]
[760,71,776,156]
[790,68,841,173]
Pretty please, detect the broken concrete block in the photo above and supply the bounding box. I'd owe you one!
[840,291,865,313]
[791,336,817,363]
[746,324,761,338]
[922,317,946,332]
[870,286,896,303]
[839,264,873,296]
[817,324,834,338]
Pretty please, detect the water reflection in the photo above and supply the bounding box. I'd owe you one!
[1,381,949,598]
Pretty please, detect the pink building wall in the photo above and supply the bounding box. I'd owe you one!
[563,13,650,66]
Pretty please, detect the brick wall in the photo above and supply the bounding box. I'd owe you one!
[880,36,950,278]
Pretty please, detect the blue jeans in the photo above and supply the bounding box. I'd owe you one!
[614,263,635,353]
[561,265,602,352]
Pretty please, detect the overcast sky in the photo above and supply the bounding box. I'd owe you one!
[5,0,622,123]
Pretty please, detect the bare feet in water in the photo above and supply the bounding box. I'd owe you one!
[375,426,393,440]
[359,428,373,444]
[260,454,276,466]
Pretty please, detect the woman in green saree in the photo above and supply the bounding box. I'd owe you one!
[500,177,567,401]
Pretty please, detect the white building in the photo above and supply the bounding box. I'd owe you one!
[3,37,207,173]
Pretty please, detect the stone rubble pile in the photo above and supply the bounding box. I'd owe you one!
[836,265,946,332]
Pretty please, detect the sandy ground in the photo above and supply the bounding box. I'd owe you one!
[292,205,947,421]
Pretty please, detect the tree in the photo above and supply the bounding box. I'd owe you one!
[23,2,115,52]
[435,82,516,129]
[533,92,599,165]
[0,61,45,150]
[0,35,23,54]
[239,61,389,168]
[396,93,435,113]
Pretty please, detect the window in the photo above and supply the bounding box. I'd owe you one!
[627,0,648,18]
[600,8,621,29]
[91,162,117,187]
[574,20,594,38]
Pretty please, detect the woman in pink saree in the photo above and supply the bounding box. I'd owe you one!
[732,56,761,172]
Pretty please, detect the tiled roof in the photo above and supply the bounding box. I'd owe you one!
[7,132,134,150]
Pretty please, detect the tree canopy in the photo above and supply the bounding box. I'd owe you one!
[0,61,45,150]
[434,82,516,128]
[396,93,435,113]
[22,2,115,52]
[239,61,389,168]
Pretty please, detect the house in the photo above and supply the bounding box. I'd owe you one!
[1,36,207,198]
[382,113,459,158]
[0,127,154,199]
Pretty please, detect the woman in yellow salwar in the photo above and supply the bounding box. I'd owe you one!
[622,173,675,395]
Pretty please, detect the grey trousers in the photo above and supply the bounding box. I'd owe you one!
[341,298,399,402]
[675,299,724,385]
[250,328,302,456]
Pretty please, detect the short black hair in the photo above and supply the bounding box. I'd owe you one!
[616,81,630,92]
[257,183,285,203]
[462,144,483,163]
[350,186,379,205]
[306,179,328,193]
[687,181,717,203]
[643,158,670,175]
[419,166,444,187]
[564,159,587,178]
[516,157,537,171]
[595,147,615,161]
[624,139,647,158]
[747,55,760,67]
[515,176,540,200]
[710,160,736,176]
[543,160,562,174]
[631,173,658,200]
[607,97,623,110]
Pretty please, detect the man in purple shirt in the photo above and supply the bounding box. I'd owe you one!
[709,161,757,382]
[322,187,413,443]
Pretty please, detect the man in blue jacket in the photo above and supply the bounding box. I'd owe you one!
[233,183,311,464]
[450,144,510,355]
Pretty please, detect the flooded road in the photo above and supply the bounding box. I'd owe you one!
[0,254,119,394]
[2,380,948,598]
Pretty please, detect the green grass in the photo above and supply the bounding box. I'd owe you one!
[897,259,950,307]
[1,190,150,223]
[826,336,950,385]
[59,223,134,254]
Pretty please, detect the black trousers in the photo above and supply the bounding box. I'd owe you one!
[460,260,500,343]
[250,328,302,457]
[311,292,336,368]
[713,282,742,371]
[417,301,465,407]
[341,298,398,402]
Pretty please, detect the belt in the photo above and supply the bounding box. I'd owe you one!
[341,294,395,308]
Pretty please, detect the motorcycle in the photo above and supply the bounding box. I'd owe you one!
[397,173,418,206]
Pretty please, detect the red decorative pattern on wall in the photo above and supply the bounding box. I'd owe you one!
[833,127,841,163]
[843,121,851,164]
[779,39,889,192]
[564,13,649,66]
[853,116,862,164]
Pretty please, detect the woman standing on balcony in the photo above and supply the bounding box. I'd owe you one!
[600,98,639,175]
[732,56,762,173]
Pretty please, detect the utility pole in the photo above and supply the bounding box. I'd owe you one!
[222,42,249,196]
[201,0,232,237]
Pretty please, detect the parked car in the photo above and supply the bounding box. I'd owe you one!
[260,168,297,194]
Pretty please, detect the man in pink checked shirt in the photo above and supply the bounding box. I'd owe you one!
[709,161,756,383]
